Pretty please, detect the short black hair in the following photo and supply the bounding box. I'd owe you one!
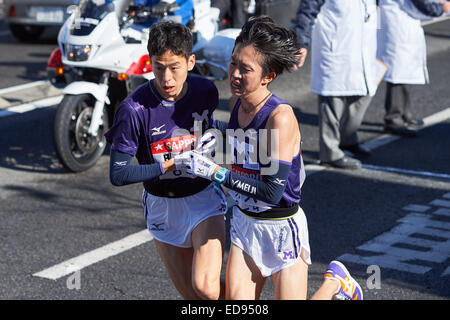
[234,16,300,77]
[147,20,193,59]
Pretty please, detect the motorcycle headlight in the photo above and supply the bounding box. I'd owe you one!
[66,44,93,62]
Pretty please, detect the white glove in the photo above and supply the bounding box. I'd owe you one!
[174,151,192,171]
[174,150,218,180]
[195,131,218,157]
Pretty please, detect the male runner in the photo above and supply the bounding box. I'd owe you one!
[104,20,227,300]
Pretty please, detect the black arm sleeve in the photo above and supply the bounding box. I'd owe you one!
[223,160,292,205]
[109,147,164,186]
[410,0,444,17]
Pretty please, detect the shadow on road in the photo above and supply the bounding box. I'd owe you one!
[0,107,69,173]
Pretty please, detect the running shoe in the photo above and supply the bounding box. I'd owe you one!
[324,260,363,300]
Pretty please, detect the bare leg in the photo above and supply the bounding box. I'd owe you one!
[153,239,200,299]
[225,243,266,300]
[272,250,309,300]
[154,214,225,300]
[310,278,340,300]
[191,214,226,300]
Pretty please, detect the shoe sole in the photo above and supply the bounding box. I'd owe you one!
[330,260,364,300]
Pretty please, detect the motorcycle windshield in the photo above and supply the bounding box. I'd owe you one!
[70,0,116,36]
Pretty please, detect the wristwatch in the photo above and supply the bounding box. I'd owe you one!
[213,167,228,185]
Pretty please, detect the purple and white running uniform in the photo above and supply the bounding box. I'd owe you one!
[105,76,227,247]
[227,94,306,213]
[227,94,311,276]
[106,75,219,196]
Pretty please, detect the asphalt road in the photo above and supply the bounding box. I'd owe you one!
[0,17,449,303]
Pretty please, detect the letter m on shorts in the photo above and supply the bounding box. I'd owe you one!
[283,251,295,260]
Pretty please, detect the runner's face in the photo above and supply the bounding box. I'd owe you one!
[150,50,195,101]
[228,44,266,98]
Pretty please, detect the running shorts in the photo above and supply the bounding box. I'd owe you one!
[230,205,312,277]
[142,184,227,248]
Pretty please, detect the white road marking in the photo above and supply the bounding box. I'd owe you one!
[434,208,450,217]
[0,95,63,118]
[362,163,450,180]
[33,230,152,280]
[422,107,450,127]
[339,193,450,277]
[362,107,450,151]
[441,266,450,277]
[304,163,326,175]
[430,199,450,208]
[0,80,49,95]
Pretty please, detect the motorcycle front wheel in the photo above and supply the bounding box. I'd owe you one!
[54,94,109,172]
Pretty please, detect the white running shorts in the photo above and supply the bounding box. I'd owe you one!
[230,206,311,277]
[142,184,227,248]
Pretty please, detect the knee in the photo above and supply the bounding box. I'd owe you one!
[192,277,221,300]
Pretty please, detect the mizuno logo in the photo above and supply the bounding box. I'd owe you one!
[152,124,166,136]
[150,223,165,231]
[274,178,286,186]
[113,161,127,167]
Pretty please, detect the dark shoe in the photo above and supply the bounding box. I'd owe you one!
[404,118,424,128]
[384,125,418,137]
[340,144,371,159]
[321,156,362,170]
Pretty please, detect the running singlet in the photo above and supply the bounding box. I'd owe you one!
[105,75,218,197]
[227,94,306,213]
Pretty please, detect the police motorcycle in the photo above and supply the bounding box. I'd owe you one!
[47,0,236,172]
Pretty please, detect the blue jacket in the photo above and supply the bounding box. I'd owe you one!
[291,0,325,48]
[410,0,444,16]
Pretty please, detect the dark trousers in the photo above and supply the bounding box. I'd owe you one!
[318,95,372,162]
[384,82,414,128]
